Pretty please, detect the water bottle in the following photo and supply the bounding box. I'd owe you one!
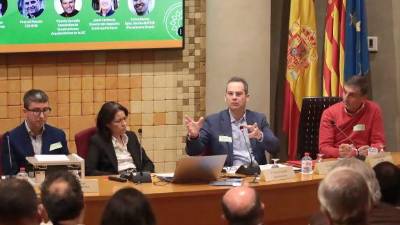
[301,152,313,175]
[16,167,29,180]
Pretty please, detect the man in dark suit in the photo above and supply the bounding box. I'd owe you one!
[185,77,279,166]
[2,89,69,175]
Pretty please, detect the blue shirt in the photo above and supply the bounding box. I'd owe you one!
[229,110,256,166]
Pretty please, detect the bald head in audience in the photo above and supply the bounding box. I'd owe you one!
[0,178,43,225]
[222,186,264,225]
[318,167,371,225]
[40,171,84,225]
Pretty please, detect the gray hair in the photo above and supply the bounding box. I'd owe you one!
[318,167,371,225]
[23,89,49,109]
[333,158,381,205]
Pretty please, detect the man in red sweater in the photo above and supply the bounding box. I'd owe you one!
[319,75,385,158]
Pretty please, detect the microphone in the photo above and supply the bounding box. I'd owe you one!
[138,128,143,171]
[6,132,13,174]
[129,128,152,183]
[236,125,261,176]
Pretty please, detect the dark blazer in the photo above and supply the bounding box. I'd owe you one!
[2,122,69,175]
[186,109,279,166]
[85,131,154,176]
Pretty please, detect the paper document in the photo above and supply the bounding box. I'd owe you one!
[34,154,69,162]
[259,164,288,170]
[155,173,174,177]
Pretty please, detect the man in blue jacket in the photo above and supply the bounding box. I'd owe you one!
[185,77,279,166]
[2,89,69,175]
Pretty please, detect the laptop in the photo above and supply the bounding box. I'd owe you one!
[158,155,227,183]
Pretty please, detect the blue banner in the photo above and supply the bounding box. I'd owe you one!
[344,0,370,80]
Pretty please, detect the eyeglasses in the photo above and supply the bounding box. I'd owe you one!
[26,107,52,116]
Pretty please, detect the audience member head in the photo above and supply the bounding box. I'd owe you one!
[333,158,381,205]
[221,186,264,225]
[40,170,84,225]
[318,167,371,225]
[343,75,368,113]
[100,187,156,225]
[23,89,51,134]
[373,161,400,206]
[0,178,42,225]
[96,101,129,141]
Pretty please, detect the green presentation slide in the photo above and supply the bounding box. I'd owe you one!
[0,0,183,52]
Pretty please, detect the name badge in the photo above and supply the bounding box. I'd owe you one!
[219,136,232,143]
[353,124,365,132]
[49,142,63,151]
[260,167,295,182]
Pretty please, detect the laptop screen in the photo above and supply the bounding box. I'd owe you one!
[172,155,227,183]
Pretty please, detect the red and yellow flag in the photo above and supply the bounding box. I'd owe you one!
[323,0,346,97]
[283,0,319,160]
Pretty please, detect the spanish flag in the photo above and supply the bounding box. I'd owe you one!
[283,0,319,160]
[323,0,370,96]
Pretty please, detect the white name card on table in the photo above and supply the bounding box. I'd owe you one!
[34,154,69,162]
[260,166,295,181]
[314,160,337,175]
[365,152,393,168]
[80,179,99,193]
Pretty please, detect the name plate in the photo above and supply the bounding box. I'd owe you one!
[260,167,295,181]
[365,152,393,168]
[80,179,99,193]
[315,160,337,175]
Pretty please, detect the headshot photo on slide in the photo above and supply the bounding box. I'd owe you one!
[0,0,8,17]
[55,0,81,17]
[93,0,119,17]
[128,0,155,16]
[18,0,45,19]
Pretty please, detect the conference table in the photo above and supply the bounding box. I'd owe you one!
[83,152,400,225]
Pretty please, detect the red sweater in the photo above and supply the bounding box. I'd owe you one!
[319,100,385,158]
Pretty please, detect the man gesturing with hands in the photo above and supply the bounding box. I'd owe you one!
[185,77,279,166]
